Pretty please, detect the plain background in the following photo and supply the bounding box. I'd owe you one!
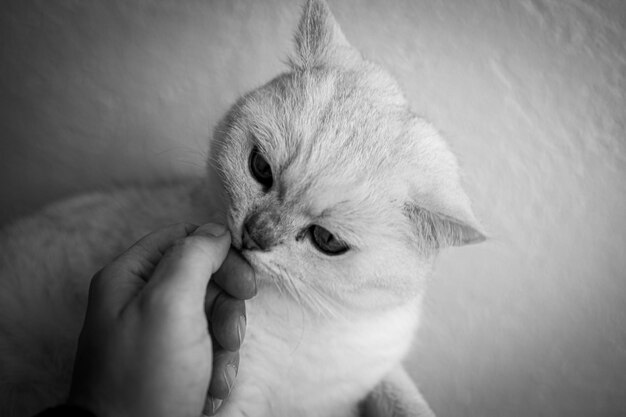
[1,1,625,416]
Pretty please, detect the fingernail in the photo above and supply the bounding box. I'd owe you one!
[252,274,258,296]
[211,397,223,415]
[238,315,246,347]
[224,363,237,395]
[196,223,228,237]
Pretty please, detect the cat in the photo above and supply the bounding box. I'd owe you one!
[0,1,484,416]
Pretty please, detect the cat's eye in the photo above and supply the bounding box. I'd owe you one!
[309,225,349,256]
[249,146,273,189]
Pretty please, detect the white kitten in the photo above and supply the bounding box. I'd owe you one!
[207,2,483,415]
[0,1,483,416]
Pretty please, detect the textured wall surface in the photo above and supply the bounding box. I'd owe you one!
[1,1,625,416]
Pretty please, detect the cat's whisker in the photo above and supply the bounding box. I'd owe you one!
[266,261,295,300]
[272,276,286,297]
[270,261,340,321]
[267,261,311,321]
[307,284,342,320]
[283,271,306,307]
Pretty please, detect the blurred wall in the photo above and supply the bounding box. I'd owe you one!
[1,1,625,416]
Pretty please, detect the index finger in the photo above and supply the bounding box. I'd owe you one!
[141,223,231,309]
[115,223,200,280]
[92,223,199,311]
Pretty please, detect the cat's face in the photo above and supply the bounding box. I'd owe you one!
[210,0,483,316]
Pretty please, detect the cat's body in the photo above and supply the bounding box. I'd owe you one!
[0,1,483,416]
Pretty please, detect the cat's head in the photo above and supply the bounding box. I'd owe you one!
[209,0,484,315]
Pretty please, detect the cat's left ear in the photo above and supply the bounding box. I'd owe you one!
[289,0,361,70]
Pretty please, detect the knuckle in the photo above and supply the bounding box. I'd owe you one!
[172,235,205,251]
[166,236,205,260]
[182,236,218,258]
[173,222,197,233]
[161,222,197,238]
[89,267,111,295]
[171,236,190,249]
[88,271,103,296]
[134,240,154,259]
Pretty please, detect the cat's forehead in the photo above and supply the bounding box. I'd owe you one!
[234,65,431,222]
[263,69,412,215]
[253,68,412,180]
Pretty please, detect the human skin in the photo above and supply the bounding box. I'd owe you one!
[67,223,256,417]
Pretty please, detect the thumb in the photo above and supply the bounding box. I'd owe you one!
[144,223,231,306]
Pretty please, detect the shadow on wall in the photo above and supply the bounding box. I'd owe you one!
[1,1,625,416]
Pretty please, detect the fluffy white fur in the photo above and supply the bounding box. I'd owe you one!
[0,1,482,416]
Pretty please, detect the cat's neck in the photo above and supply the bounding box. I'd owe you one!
[231,287,422,417]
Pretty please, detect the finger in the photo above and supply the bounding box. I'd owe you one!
[91,223,198,312]
[205,281,240,339]
[210,292,246,352]
[203,394,223,416]
[213,249,257,300]
[145,223,231,307]
[204,280,222,320]
[115,223,199,281]
[208,349,239,400]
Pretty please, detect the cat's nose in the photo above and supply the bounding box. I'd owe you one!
[242,221,262,251]
[242,211,280,251]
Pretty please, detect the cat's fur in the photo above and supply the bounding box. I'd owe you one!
[0,1,483,416]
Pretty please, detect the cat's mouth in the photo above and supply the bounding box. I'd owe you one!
[226,218,256,268]
[225,212,268,279]
[227,212,266,254]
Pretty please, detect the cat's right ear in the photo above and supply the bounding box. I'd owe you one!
[404,204,486,250]
[289,0,361,70]
[401,120,487,250]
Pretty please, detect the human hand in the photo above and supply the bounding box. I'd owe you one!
[67,223,256,417]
